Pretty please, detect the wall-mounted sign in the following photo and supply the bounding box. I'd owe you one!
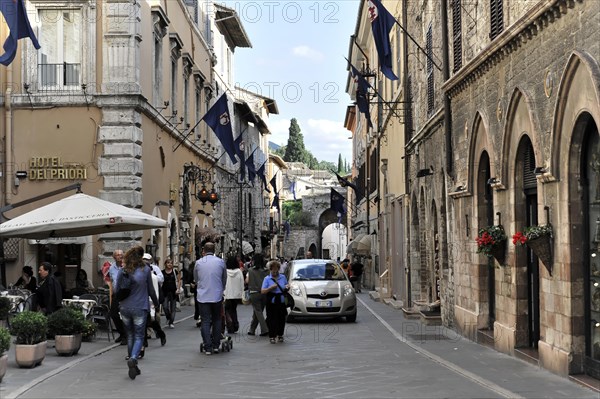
[29,157,87,180]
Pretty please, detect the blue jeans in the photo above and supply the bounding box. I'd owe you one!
[120,307,148,360]
[199,301,222,351]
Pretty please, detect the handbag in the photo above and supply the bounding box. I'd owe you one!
[242,290,251,305]
[115,269,132,302]
[272,278,294,309]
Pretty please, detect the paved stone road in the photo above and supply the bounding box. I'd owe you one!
[2,295,598,398]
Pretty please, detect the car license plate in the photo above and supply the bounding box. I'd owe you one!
[315,300,332,307]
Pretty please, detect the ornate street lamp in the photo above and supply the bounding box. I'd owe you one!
[197,185,211,204]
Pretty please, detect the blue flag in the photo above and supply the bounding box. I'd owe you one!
[245,150,257,184]
[367,0,398,81]
[346,59,373,129]
[0,0,41,66]
[202,93,237,164]
[234,133,245,181]
[257,162,270,193]
[289,180,297,200]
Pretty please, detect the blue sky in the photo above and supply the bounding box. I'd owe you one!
[224,1,360,164]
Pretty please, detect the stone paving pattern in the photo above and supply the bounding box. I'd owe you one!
[0,295,597,398]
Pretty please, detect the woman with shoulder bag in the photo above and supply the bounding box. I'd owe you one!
[118,246,160,380]
[261,260,289,344]
[162,258,181,328]
[246,254,269,337]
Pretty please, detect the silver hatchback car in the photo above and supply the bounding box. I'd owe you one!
[284,259,357,322]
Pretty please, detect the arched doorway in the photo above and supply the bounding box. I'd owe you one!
[318,208,347,259]
[571,112,600,378]
[515,135,540,349]
[477,151,496,329]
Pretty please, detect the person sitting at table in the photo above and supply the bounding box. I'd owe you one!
[36,262,63,315]
[14,266,37,292]
[75,269,94,290]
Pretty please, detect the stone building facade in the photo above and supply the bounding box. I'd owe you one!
[0,0,272,289]
[347,0,600,381]
[446,0,600,378]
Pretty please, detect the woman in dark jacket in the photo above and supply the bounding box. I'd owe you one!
[14,266,36,291]
[245,254,269,336]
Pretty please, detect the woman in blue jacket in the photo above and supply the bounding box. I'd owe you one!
[117,246,159,380]
[261,260,289,344]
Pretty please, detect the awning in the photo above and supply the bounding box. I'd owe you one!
[355,234,371,255]
[28,237,88,245]
[347,233,366,254]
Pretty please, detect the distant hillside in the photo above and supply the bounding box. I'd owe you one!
[269,141,282,151]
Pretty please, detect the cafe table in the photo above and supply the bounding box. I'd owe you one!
[61,298,97,318]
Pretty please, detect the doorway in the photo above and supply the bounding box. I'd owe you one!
[525,191,540,348]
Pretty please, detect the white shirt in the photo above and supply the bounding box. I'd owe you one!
[150,264,164,285]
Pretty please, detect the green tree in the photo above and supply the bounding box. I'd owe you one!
[283,118,307,163]
[337,154,343,173]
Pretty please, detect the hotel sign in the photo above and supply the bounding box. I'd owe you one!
[29,157,87,180]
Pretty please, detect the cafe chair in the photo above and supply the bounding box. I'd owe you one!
[89,304,114,342]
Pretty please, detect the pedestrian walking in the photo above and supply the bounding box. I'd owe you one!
[139,263,166,359]
[162,258,182,328]
[107,249,127,344]
[194,242,227,355]
[246,253,269,337]
[117,246,159,380]
[350,260,364,293]
[224,256,244,334]
[261,260,289,344]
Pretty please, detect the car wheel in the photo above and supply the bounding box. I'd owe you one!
[346,312,357,322]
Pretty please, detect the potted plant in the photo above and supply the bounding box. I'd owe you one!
[0,297,10,328]
[81,319,97,342]
[513,224,553,274]
[47,307,85,356]
[9,310,47,368]
[476,225,507,264]
[0,326,10,382]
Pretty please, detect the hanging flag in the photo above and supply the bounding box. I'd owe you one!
[330,188,346,223]
[201,93,237,164]
[234,133,245,181]
[289,180,297,200]
[335,172,363,204]
[245,149,257,184]
[257,162,270,193]
[0,0,41,66]
[367,0,398,81]
[271,193,280,212]
[346,59,374,129]
[269,173,278,194]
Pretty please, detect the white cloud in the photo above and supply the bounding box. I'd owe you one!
[291,45,325,62]
[265,117,352,164]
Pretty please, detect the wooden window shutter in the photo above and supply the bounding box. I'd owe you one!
[452,0,462,72]
[490,0,504,40]
[523,143,537,190]
[426,26,434,116]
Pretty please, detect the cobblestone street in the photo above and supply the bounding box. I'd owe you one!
[1,296,596,399]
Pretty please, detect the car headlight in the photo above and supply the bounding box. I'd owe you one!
[343,284,354,297]
[290,283,302,296]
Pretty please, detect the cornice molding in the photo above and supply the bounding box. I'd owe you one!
[443,0,580,98]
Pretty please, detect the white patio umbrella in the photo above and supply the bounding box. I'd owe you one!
[0,193,167,239]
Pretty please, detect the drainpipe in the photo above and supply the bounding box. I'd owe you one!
[5,64,13,205]
[402,0,411,307]
[441,0,452,174]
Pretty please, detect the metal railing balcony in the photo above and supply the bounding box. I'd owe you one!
[37,62,81,92]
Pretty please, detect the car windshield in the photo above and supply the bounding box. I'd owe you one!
[291,262,347,281]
